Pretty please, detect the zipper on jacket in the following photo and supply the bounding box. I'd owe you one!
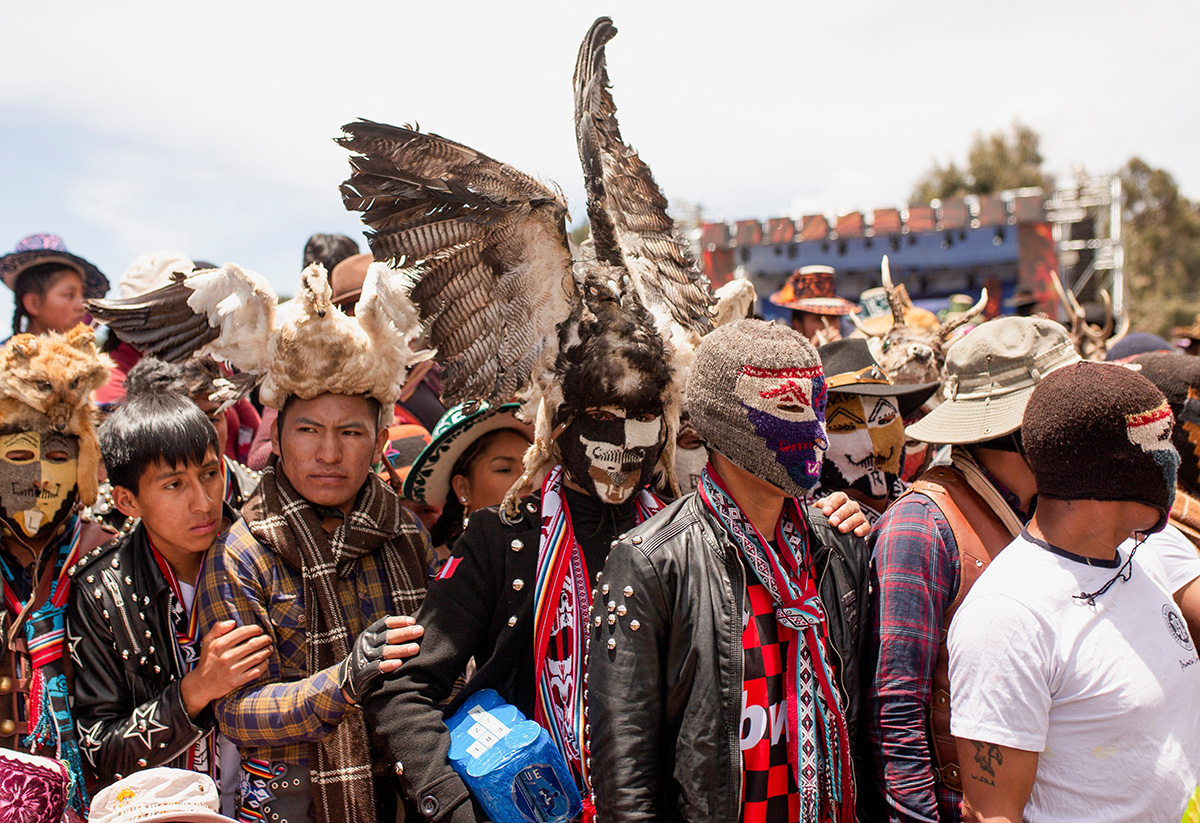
[101,568,142,655]
[727,536,745,819]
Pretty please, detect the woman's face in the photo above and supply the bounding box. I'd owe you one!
[24,270,86,334]
[455,429,532,512]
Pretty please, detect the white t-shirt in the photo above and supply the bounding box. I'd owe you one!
[949,533,1200,823]
[1136,523,1200,594]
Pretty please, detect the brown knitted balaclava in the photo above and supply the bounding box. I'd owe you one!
[686,319,828,497]
[1130,351,1200,496]
[1022,361,1178,531]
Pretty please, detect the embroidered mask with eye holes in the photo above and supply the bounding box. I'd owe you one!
[558,407,665,505]
[820,391,905,501]
[0,427,79,539]
[729,364,829,496]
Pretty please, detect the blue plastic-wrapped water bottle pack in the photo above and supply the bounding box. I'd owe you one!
[446,689,583,823]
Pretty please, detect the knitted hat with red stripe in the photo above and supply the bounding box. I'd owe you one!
[1022,361,1178,530]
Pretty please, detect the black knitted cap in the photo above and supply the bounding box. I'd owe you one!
[1130,351,1200,496]
[1022,361,1178,529]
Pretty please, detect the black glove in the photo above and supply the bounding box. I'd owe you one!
[336,616,401,704]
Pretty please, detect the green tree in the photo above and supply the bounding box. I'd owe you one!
[1121,157,1200,334]
[911,121,1052,203]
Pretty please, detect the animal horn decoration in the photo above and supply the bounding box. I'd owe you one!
[935,288,988,346]
[848,309,881,338]
[881,256,907,329]
[338,16,716,513]
[1048,270,1126,360]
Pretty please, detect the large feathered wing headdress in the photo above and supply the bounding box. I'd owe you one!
[87,261,431,412]
[340,17,716,510]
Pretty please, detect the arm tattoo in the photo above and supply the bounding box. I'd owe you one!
[971,740,1003,778]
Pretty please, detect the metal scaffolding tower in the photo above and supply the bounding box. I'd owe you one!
[1043,169,1125,314]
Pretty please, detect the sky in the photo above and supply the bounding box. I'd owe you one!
[2,0,1198,327]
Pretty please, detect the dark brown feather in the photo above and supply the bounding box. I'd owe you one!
[340,121,576,405]
[87,280,219,363]
[573,17,715,336]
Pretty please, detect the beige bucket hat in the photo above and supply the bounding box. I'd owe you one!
[905,317,1080,445]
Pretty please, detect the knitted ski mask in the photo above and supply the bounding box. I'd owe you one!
[0,427,79,539]
[686,319,828,497]
[1022,361,1178,532]
[820,391,904,500]
[1129,351,1200,497]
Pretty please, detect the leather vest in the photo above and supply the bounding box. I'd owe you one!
[900,466,1012,790]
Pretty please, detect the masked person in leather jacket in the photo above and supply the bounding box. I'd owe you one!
[587,319,870,823]
[68,393,272,792]
[364,296,871,822]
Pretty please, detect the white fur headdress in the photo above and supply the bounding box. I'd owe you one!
[89,261,432,413]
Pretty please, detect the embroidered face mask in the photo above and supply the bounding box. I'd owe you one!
[732,364,829,496]
[559,407,664,504]
[820,392,905,500]
[0,429,79,539]
[1126,400,1179,514]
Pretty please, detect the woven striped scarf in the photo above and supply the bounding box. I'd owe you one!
[532,464,662,793]
[2,515,88,814]
[698,464,854,823]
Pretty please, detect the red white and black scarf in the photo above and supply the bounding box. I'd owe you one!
[698,462,854,823]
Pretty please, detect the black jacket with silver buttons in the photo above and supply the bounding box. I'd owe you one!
[365,488,641,823]
[586,493,871,822]
[67,509,234,785]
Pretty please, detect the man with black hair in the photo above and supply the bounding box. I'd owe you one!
[198,388,429,823]
[69,393,272,787]
[123,356,261,507]
[866,317,1080,823]
[950,362,1200,822]
[301,233,360,274]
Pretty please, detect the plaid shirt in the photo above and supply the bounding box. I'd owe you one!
[196,515,416,767]
[867,494,963,823]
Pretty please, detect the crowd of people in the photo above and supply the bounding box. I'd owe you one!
[2,15,1199,823]
[2,224,1199,823]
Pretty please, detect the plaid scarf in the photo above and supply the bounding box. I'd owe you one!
[698,463,854,823]
[245,457,426,823]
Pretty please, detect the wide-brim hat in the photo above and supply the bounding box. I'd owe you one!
[90,768,234,823]
[769,265,858,316]
[403,401,534,507]
[906,317,1081,445]
[0,233,109,297]
[330,252,373,307]
[818,337,940,417]
[381,422,433,487]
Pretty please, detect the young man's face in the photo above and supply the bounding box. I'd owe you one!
[271,393,387,515]
[114,448,224,558]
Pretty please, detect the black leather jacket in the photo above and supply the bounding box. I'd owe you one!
[67,509,234,784]
[586,494,870,823]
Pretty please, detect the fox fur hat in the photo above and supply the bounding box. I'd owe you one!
[0,325,113,506]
